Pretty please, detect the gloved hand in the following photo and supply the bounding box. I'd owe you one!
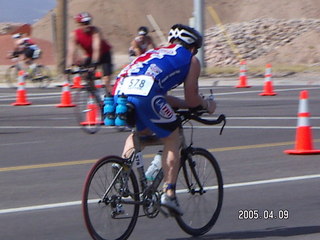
[205,97,216,114]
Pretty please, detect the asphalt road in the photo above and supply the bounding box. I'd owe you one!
[0,82,319,240]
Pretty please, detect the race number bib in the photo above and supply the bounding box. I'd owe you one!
[115,75,154,96]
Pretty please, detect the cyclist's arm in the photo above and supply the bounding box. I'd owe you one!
[92,28,102,63]
[131,39,142,56]
[66,31,77,67]
[166,95,189,109]
[184,56,216,113]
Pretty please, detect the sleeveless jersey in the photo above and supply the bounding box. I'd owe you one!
[74,26,111,57]
[134,36,149,53]
[118,44,193,94]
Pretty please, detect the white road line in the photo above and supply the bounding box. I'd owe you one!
[0,174,319,215]
[223,174,320,189]
[172,86,320,97]
[0,140,43,147]
[0,125,319,130]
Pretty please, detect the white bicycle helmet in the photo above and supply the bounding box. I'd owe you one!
[74,12,92,24]
[12,33,22,39]
[168,24,202,49]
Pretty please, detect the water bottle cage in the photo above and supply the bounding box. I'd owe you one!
[105,113,115,119]
[116,112,127,120]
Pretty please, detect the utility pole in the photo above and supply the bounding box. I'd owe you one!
[55,0,68,75]
[193,0,205,69]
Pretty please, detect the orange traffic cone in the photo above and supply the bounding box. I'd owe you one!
[284,90,320,154]
[95,71,102,79]
[235,60,251,88]
[71,74,83,89]
[259,64,277,96]
[56,81,76,108]
[11,70,32,106]
[81,95,103,125]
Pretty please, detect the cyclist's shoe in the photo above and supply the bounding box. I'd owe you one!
[160,193,183,216]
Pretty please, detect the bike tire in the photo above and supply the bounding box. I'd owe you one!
[31,65,52,88]
[82,156,140,240]
[175,147,223,236]
[74,88,103,134]
[5,65,18,88]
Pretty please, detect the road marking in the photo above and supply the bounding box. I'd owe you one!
[0,125,319,130]
[173,86,320,97]
[0,174,319,214]
[0,159,97,172]
[0,140,43,147]
[1,139,320,172]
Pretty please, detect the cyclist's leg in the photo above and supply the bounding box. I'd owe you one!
[100,51,113,94]
[159,128,184,216]
[161,128,180,195]
[128,95,183,214]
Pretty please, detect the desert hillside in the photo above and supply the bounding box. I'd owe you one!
[3,0,320,68]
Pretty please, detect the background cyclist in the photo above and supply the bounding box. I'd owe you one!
[113,24,216,215]
[128,26,156,60]
[9,33,42,71]
[66,12,113,94]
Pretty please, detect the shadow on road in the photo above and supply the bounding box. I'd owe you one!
[168,225,320,239]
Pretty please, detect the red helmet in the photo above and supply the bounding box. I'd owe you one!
[74,12,92,24]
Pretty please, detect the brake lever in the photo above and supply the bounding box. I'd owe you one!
[217,114,226,135]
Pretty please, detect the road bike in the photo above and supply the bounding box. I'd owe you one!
[65,66,104,134]
[5,62,52,88]
[82,105,226,240]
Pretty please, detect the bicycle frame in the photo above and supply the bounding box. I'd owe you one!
[102,112,225,210]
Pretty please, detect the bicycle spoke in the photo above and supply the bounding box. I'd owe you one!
[82,156,139,240]
[175,148,223,236]
[31,65,52,88]
[74,89,103,134]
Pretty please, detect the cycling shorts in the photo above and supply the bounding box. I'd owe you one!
[84,51,113,76]
[23,46,41,60]
[126,94,180,138]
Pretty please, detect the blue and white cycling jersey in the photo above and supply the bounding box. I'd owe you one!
[113,44,193,138]
[115,44,193,96]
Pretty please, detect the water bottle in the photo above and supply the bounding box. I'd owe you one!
[103,94,115,126]
[115,94,128,126]
[145,150,162,181]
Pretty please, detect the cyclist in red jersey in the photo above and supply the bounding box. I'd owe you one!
[128,26,156,60]
[66,12,113,93]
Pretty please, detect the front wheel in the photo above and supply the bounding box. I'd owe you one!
[5,65,18,88]
[175,147,223,236]
[74,88,103,134]
[82,156,140,240]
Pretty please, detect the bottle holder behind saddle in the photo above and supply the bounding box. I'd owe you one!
[125,102,136,128]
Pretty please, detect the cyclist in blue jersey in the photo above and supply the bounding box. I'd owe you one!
[113,24,216,215]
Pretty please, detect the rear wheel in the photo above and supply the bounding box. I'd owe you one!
[175,147,223,236]
[74,87,103,134]
[30,65,52,88]
[82,156,140,240]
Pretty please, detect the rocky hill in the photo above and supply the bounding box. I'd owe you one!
[4,0,320,68]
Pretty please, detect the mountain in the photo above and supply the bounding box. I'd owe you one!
[3,0,320,67]
[32,0,320,53]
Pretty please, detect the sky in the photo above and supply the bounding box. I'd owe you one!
[0,0,56,23]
